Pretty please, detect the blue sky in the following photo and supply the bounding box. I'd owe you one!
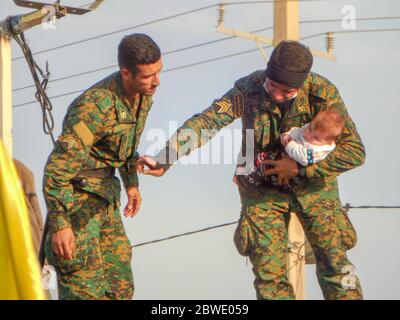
[2,0,400,299]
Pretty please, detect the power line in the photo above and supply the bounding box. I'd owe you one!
[301,16,400,25]
[12,26,274,93]
[346,205,400,209]
[13,27,400,108]
[335,27,400,34]
[11,3,217,61]
[132,205,399,248]
[12,16,400,93]
[10,0,353,62]
[13,44,270,108]
[132,221,238,248]
[14,89,85,108]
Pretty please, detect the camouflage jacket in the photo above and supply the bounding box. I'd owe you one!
[159,70,365,206]
[43,72,153,232]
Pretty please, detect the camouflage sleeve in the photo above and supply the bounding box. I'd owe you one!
[156,87,244,171]
[118,151,139,188]
[302,88,366,180]
[43,98,106,232]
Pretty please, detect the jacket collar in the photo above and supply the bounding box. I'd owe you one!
[259,74,312,119]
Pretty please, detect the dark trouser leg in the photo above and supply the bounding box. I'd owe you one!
[296,198,363,300]
[45,192,133,300]
[46,192,106,299]
[234,199,294,300]
[100,200,134,300]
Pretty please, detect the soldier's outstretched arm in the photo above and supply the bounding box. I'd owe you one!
[147,87,245,174]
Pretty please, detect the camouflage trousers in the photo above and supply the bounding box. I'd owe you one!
[234,187,363,300]
[45,190,134,300]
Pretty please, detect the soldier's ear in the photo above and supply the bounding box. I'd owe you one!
[121,68,138,82]
[120,68,130,81]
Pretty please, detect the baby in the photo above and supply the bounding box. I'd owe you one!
[234,109,345,189]
[281,109,345,167]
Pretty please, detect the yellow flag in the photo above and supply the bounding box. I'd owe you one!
[0,141,46,300]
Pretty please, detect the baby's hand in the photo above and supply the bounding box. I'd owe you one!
[281,134,293,146]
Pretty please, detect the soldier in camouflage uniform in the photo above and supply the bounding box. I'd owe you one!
[43,34,162,300]
[138,41,365,300]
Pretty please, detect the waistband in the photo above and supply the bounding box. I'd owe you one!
[77,167,115,179]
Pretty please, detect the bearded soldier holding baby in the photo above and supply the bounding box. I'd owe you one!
[139,41,365,300]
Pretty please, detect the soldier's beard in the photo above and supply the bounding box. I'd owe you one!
[270,95,289,104]
[128,83,157,97]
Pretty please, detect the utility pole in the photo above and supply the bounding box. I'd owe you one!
[217,0,336,300]
[0,0,104,157]
[274,0,305,301]
[0,35,12,155]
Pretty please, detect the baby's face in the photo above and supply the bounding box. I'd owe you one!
[303,123,333,146]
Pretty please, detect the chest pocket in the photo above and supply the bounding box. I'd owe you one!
[244,111,271,151]
[281,114,312,134]
[260,119,270,149]
[115,102,136,161]
[133,100,153,152]
[118,126,136,161]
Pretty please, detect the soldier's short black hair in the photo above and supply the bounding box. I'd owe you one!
[270,40,313,73]
[118,33,161,74]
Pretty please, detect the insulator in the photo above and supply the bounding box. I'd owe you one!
[217,3,225,26]
[325,32,334,53]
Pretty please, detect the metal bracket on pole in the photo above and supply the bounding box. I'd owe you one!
[0,0,104,156]
[13,0,104,15]
[1,3,67,37]
[1,0,105,37]
[216,3,273,63]
[216,4,273,45]
[216,2,336,62]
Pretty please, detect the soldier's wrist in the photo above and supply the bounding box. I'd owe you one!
[48,212,71,232]
[158,162,172,173]
[125,183,139,192]
[297,164,307,177]
[120,169,139,189]
[124,178,139,189]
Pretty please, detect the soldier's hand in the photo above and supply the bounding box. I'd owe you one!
[52,228,75,260]
[137,155,165,177]
[124,186,142,218]
[262,154,298,185]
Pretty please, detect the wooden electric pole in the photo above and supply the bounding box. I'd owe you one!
[217,0,337,300]
[274,0,305,301]
[0,35,12,155]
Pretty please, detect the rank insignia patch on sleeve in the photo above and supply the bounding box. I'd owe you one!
[58,135,77,151]
[73,121,95,147]
[234,93,244,118]
[214,99,232,114]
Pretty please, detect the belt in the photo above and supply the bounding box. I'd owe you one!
[71,167,115,187]
[40,167,116,267]
[78,167,115,178]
